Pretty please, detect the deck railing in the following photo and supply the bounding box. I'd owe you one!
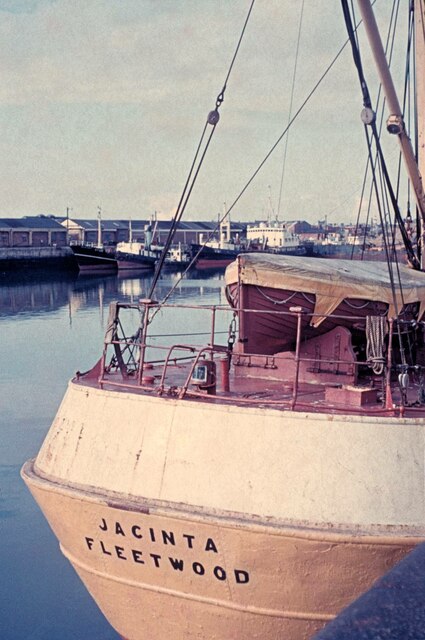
[94,299,424,414]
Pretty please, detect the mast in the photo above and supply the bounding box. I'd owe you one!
[416,0,425,204]
[220,202,231,247]
[356,0,425,265]
[97,206,102,248]
[151,211,158,247]
[66,206,71,246]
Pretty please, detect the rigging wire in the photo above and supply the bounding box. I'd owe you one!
[350,0,400,260]
[348,0,395,263]
[152,23,364,315]
[147,0,256,301]
[276,0,305,218]
[341,0,419,270]
[341,0,411,369]
[390,0,417,365]
[398,0,422,364]
[353,0,416,367]
[391,1,414,253]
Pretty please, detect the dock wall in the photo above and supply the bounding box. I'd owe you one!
[0,247,78,273]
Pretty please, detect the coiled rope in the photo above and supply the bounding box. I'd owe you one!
[366,315,387,375]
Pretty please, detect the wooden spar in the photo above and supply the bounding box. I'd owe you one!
[416,0,425,217]
[356,0,425,266]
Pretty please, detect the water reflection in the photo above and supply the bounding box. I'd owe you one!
[0,269,226,319]
[0,269,226,640]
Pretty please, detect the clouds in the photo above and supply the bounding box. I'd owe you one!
[0,0,349,110]
[0,1,408,222]
[0,1,237,106]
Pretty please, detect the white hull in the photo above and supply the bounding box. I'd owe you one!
[22,381,425,639]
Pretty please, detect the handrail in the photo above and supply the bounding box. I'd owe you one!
[94,299,425,415]
[99,299,421,325]
[158,344,196,394]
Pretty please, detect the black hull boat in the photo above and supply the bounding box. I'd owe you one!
[70,245,117,274]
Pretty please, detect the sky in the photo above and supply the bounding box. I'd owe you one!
[0,0,410,224]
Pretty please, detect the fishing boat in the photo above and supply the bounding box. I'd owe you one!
[71,210,118,274]
[70,243,118,274]
[22,1,425,639]
[115,221,159,272]
[115,243,157,272]
[163,243,192,270]
[191,215,245,268]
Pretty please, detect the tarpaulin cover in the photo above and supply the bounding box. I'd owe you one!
[225,253,425,326]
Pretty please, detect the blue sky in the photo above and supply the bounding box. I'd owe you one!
[0,0,407,223]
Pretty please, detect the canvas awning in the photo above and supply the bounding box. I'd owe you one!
[225,253,425,326]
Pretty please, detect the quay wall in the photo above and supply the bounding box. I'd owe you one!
[0,246,78,273]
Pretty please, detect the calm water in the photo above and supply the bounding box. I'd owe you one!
[0,269,226,640]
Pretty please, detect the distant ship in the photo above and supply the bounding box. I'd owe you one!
[162,243,191,269]
[115,221,159,272]
[191,216,244,268]
[115,242,157,272]
[70,243,117,274]
[245,220,306,255]
[70,209,117,274]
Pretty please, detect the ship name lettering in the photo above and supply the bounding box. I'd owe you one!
[100,540,111,556]
[132,525,142,539]
[132,549,144,564]
[84,536,249,584]
[97,518,218,552]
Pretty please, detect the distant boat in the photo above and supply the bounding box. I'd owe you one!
[115,242,157,272]
[191,214,244,268]
[70,244,118,274]
[190,241,242,268]
[246,220,306,255]
[115,241,192,272]
[70,207,118,274]
[163,243,192,269]
[115,219,159,272]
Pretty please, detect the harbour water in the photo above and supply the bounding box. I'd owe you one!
[0,269,225,640]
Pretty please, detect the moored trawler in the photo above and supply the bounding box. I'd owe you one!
[246,220,305,255]
[115,223,159,272]
[115,245,157,272]
[70,243,118,274]
[22,272,425,638]
[70,207,119,274]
